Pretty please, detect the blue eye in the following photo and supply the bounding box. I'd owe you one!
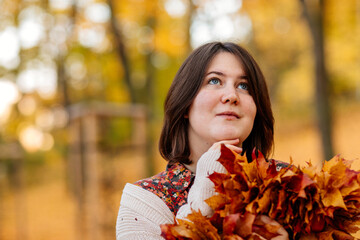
[208,78,220,85]
[238,82,248,90]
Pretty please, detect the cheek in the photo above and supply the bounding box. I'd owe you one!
[188,95,205,122]
[193,90,214,106]
[244,98,257,120]
[251,105,257,120]
[190,91,215,113]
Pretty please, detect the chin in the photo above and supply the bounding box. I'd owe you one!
[216,129,240,138]
[214,134,242,142]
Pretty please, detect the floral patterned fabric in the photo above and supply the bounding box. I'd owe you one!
[271,159,290,171]
[134,162,195,215]
[134,159,288,215]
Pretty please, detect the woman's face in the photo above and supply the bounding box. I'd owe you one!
[187,52,257,154]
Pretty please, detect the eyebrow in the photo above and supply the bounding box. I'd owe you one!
[206,71,248,80]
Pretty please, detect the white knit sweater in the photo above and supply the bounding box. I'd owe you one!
[116,149,226,240]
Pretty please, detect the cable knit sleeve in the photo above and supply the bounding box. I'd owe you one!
[176,148,226,219]
[116,183,174,240]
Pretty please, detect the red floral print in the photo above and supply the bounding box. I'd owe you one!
[134,162,195,215]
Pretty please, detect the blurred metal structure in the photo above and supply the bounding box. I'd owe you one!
[67,101,147,240]
[0,142,26,240]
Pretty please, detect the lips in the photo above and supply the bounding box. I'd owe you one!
[216,111,240,119]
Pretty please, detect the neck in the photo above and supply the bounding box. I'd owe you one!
[185,138,212,173]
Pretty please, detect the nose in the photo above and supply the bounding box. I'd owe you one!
[221,86,239,105]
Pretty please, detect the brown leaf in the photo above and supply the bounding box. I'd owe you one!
[252,215,281,239]
[318,229,356,240]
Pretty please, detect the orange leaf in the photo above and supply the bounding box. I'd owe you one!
[256,188,272,213]
[254,150,268,180]
[186,211,221,240]
[161,222,202,240]
[162,145,360,239]
[205,194,228,211]
[236,212,256,237]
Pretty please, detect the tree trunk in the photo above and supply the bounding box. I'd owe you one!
[186,0,195,54]
[144,14,156,177]
[300,0,334,160]
[107,0,136,103]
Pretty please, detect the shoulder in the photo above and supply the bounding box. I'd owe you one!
[117,183,174,239]
[134,163,194,196]
[119,183,174,223]
[133,168,170,201]
[134,162,194,214]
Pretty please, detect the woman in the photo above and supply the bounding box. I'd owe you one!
[116,42,287,239]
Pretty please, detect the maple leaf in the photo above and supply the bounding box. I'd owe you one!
[161,146,360,240]
[317,228,356,240]
[222,235,245,240]
[161,221,202,240]
[322,188,347,209]
[217,144,238,173]
[252,215,281,239]
[205,194,229,212]
[253,150,269,181]
[162,211,221,240]
[223,213,250,236]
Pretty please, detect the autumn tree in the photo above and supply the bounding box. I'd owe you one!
[300,0,334,160]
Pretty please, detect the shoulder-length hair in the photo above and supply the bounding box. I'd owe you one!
[159,42,274,164]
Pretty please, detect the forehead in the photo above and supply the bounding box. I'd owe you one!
[206,52,246,74]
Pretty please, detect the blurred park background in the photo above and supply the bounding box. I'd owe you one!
[0,0,360,239]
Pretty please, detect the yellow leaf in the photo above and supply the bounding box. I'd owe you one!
[322,188,347,209]
[341,179,360,196]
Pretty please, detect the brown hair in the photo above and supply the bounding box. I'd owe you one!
[159,42,274,164]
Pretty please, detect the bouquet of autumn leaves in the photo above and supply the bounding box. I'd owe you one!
[161,145,360,240]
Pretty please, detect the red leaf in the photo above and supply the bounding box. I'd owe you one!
[218,144,237,173]
[310,213,325,232]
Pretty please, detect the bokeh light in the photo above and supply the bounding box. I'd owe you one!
[190,0,251,48]
[85,2,111,23]
[0,78,21,123]
[18,6,46,49]
[18,125,54,152]
[164,0,188,18]
[17,95,37,116]
[0,26,20,69]
[16,60,58,99]
[49,0,73,10]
